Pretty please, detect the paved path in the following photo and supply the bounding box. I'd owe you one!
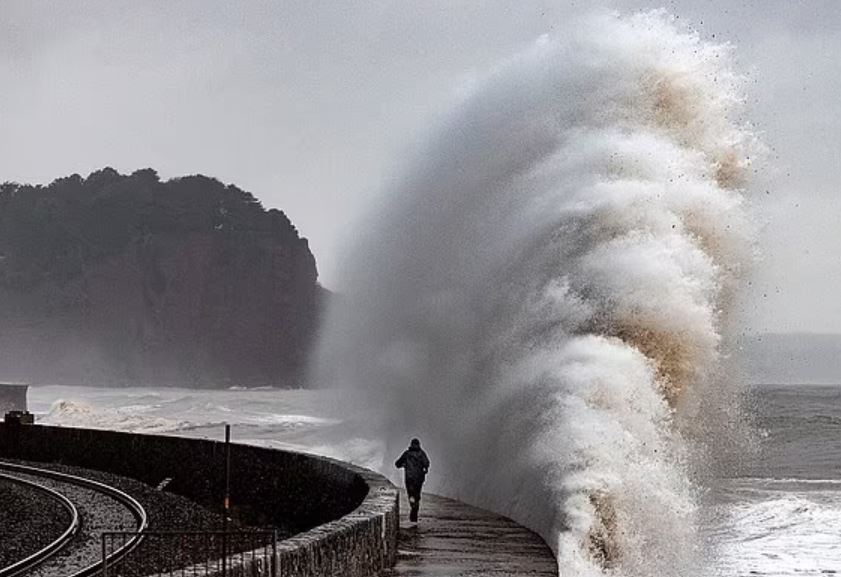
[385,491,557,577]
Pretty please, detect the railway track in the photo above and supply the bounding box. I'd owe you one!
[0,472,80,576]
[0,461,148,577]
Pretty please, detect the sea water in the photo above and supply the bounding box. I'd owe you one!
[28,383,841,576]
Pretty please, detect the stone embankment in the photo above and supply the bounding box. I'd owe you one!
[388,491,558,577]
[0,423,557,577]
[0,424,399,577]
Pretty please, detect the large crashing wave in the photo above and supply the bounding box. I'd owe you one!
[313,11,756,577]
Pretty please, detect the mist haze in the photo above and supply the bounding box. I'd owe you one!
[2,1,840,339]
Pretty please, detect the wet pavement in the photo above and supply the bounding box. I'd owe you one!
[386,491,557,577]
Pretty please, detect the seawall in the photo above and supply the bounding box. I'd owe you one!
[0,424,398,577]
[0,384,28,415]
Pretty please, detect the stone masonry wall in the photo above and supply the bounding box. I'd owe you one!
[0,424,398,577]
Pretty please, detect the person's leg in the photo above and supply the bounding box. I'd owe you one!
[407,483,421,522]
[413,483,423,521]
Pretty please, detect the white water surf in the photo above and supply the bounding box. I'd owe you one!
[313,10,759,577]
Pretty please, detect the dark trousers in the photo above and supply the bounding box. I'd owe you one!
[406,481,423,522]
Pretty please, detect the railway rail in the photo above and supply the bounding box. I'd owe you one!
[0,461,148,577]
[0,472,80,576]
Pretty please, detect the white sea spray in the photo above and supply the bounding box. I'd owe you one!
[314,11,758,576]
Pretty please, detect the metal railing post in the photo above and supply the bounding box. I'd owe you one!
[96,529,275,576]
[222,424,231,577]
[272,529,278,577]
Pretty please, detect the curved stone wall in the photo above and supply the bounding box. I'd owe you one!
[0,423,398,577]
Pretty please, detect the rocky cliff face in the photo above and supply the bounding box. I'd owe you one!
[0,168,321,387]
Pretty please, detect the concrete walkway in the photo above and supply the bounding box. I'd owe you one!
[385,491,557,577]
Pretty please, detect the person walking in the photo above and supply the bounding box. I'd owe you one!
[395,438,430,523]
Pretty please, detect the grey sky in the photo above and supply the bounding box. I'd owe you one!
[1,1,839,333]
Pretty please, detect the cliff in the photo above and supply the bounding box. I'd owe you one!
[0,168,321,387]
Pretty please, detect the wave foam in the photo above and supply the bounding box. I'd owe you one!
[43,399,190,433]
[314,10,756,576]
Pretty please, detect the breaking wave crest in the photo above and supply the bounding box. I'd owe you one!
[314,11,756,576]
[43,399,192,433]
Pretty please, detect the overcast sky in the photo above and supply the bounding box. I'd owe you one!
[1,1,839,334]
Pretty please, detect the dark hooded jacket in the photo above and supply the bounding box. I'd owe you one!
[395,439,430,486]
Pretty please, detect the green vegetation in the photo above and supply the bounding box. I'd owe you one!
[0,168,302,290]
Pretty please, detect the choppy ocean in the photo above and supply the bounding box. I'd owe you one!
[26,383,841,576]
[705,385,841,576]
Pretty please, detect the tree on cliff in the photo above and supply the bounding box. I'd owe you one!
[0,168,323,388]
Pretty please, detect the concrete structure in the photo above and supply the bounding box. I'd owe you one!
[0,384,27,415]
[387,491,557,577]
[0,424,558,577]
[0,424,398,577]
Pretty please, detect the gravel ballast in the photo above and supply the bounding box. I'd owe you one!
[0,477,72,569]
[4,468,138,577]
[2,459,291,576]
